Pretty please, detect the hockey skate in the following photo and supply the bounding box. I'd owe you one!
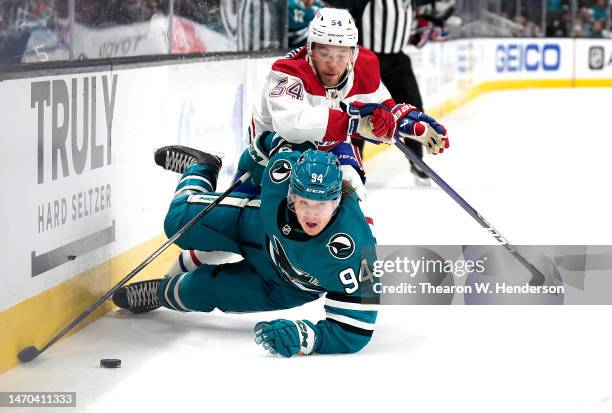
[154,145,222,175]
[410,161,431,187]
[112,280,162,314]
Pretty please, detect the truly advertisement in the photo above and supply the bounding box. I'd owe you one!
[0,57,276,310]
[29,74,118,277]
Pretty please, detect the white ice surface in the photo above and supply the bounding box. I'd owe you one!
[2,88,612,413]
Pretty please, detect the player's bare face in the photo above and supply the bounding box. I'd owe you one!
[293,195,335,236]
[311,44,352,87]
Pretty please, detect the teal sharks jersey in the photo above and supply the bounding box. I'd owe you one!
[261,151,372,294]
[259,150,379,353]
[288,0,325,47]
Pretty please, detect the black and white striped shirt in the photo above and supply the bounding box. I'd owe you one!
[236,0,286,51]
[221,0,283,52]
[362,0,413,54]
[331,0,413,55]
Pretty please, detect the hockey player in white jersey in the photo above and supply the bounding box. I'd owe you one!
[248,6,449,193]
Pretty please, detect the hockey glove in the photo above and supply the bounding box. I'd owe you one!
[392,104,450,155]
[409,18,449,48]
[347,102,396,144]
[254,319,317,357]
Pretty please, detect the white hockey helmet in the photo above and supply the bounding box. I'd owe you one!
[307,8,359,87]
[307,8,358,50]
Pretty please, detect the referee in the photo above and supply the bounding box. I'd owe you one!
[329,0,436,184]
[233,0,287,51]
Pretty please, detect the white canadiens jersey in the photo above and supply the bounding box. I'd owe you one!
[250,46,394,148]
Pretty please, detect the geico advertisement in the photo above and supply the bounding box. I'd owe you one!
[496,42,561,73]
[29,74,118,278]
[485,39,573,79]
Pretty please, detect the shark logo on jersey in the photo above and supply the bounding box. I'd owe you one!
[327,233,355,259]
[269,159,292,184]
[268,236,324,292]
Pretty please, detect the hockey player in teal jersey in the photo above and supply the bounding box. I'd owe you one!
[288,0,325,48]
[113,142,379,357]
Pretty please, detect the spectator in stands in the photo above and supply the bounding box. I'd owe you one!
[514,15,542,37]
[547,0,564,20]
[591,19,605,37]
[76,0,103,26]
[514,14,527,31]
[111,0,157,25]
[573,23,584,37]
[547,6,573,37]
[524,20,542,37]
[576,7,594,37]
[561,9,572,34]
[288,0,325,48]
[590,0,608,23]
[547,17,567,37]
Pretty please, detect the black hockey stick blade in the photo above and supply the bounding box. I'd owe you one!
[528,266,546,287]
[524,258,546,287]
[17,346,41,363]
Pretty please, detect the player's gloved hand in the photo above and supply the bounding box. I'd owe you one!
[409,18,434,48]
[254,319,317,357]
[409,18,449,48]
[347,101,396,144]
[236,145,266,187]
[392,104,450,155]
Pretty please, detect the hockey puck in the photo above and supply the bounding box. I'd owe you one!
[100,358,121,368]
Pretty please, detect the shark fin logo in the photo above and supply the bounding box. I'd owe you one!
[327,233,355,260]
[268,236,323,292]
[269,159,292,184]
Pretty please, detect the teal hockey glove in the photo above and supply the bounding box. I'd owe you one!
[254,319,317,357]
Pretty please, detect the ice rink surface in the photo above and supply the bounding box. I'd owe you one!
[2,88,612,413]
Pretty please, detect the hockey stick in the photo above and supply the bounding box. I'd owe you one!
[394,139,545,286]
[18,171,252,363]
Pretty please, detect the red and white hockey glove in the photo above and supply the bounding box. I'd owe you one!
[392,104,449,155]
[347,101,396,144]
[409,11,452,48]
[409,18,435,48]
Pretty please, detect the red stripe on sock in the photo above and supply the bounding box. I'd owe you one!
[189,250,203,267]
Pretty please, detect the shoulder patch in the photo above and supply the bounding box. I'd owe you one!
[269,158,292,184]
[327,233,355,260]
